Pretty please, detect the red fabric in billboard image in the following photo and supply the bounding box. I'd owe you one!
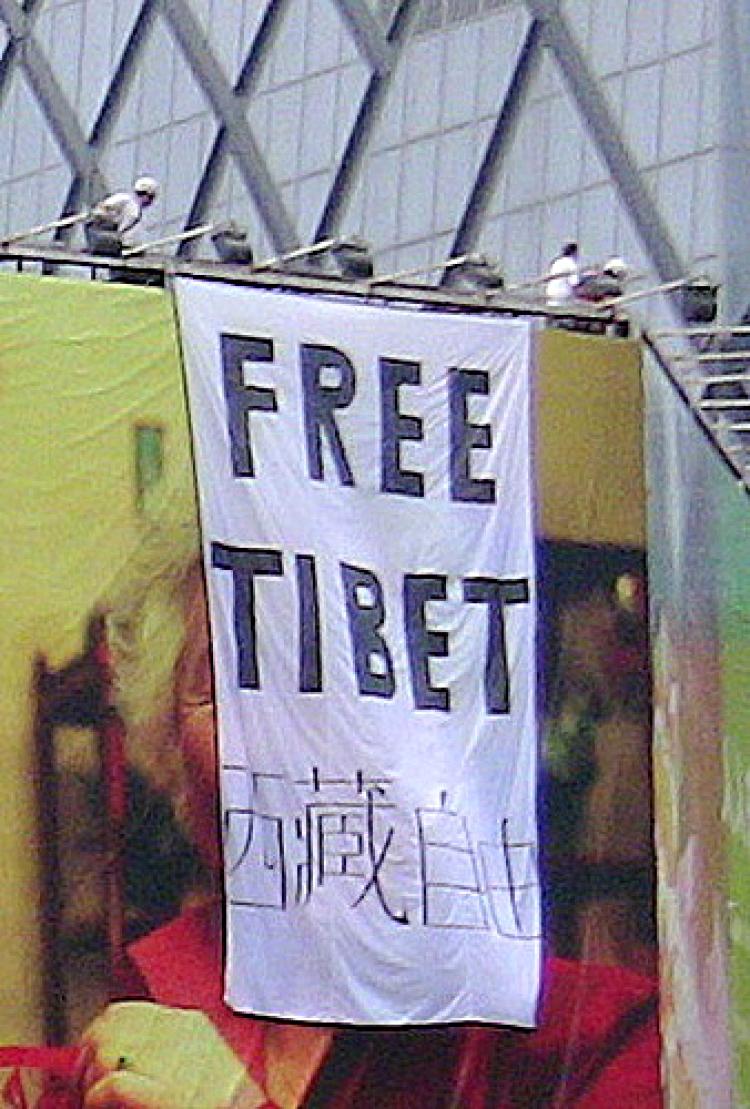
[120,899,659,1107]
[0,1048,82,1108]
[29,539,661,1107]
[58,540,657,1108]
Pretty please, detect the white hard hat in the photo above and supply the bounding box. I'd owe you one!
[603,256,627,278]
[133,175,158,198]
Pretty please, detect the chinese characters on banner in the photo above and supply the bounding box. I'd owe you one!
[175,280,539,1027]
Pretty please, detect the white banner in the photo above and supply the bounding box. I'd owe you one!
[175,279,540,1027]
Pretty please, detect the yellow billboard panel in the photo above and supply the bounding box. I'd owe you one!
[0,275,650,1078]
[0,273,191,1041]
[536,328,645,548]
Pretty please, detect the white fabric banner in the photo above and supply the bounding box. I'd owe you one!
[175,278,540,1027]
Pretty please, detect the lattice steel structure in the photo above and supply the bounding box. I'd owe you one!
[0,0,747,318]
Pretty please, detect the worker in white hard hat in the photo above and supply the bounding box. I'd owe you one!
[575,255,629,303]
[601,256,628,281]
[85,175,159,256]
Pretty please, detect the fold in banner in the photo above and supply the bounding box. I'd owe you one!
[175,279,540,1027]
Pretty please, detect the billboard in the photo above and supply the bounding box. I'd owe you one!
[0,273,660,1107]
[644,352,733,1107]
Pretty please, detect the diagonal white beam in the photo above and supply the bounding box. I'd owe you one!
[524,0,685,284]
[316,0,422,241]
[158,0,299,252]
[0,0,46,101]
[332,0,392,75]
[179,0,294,256]
[0,0,107,194]
[0,0,38,102]
[57,0,159,239]
[443,18,543,283]
[88,0,159,152]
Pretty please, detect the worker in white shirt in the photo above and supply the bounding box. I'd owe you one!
[84,176,159,256]
[546,241,580,305]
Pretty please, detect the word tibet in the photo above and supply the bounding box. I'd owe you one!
[212,543,529,715]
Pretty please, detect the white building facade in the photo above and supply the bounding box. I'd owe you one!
[0,0,747,317]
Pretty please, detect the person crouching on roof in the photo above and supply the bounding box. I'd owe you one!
[84,176,159,257]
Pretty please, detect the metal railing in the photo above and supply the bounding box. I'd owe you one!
[646,325,750,494]
[2,237,744,497]
[0,240,618,327]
